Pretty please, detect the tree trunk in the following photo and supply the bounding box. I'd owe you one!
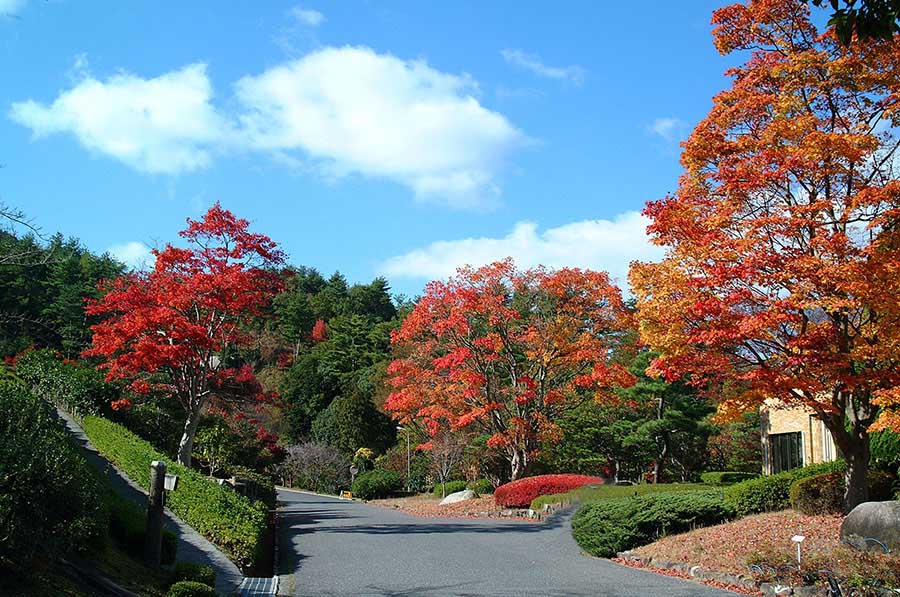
[177,403,204,468]
[842,439,870,513]
[509,449,528,481]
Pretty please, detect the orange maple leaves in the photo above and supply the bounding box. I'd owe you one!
[631,0,900,433]
[385,259,635,478]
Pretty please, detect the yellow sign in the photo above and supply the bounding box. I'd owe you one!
[340,491,353,499]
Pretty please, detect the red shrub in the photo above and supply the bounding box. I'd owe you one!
[494,474,603,508]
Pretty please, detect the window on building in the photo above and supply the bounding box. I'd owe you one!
[769,432,803,473]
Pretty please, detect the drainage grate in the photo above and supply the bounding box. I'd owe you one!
[238,576,279,596]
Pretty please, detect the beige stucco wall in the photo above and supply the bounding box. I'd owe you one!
[760,400,838,474]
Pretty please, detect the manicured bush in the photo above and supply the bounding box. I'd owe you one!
[433,480,468,498]
[173,562,216,588]
[0,381,108,564]
[494,474,603,508]
[789,472,845,515]
[16,348,118,418]
[789,469,897,515]
[468,479,494,495]
[725,460,845,516]
[166,580,217,597]
[572,490,735,557]
[82,416,267,571]
[107,492,177,565]
[350,469,402,500]
[700,471,758,485]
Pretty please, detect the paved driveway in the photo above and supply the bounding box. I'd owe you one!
[276,489,731,596]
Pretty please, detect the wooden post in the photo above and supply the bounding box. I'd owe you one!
[144,460,166,567]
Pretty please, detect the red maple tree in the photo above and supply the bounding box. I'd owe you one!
[630,0,900,509]
[84,204,285,466]
[385,259,635,481]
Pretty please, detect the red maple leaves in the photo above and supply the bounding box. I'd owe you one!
[83,203,284,466]
[385,259,635,480]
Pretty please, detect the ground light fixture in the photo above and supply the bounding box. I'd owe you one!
[791,535,805,568]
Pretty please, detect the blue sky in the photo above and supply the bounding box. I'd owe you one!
[1,0,739,298]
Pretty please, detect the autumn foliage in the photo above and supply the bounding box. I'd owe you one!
[386,259,634,480]
[630,0,900,509]
[84,204,284,466]
[494,474,603,508]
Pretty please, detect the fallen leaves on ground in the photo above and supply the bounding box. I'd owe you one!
[634,510,843,575]
[367,494,540,521]
[612,557,756,595]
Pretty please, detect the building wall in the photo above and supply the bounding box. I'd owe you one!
[760,401,838,474]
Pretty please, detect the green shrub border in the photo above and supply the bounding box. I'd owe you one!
[82,416,267,572]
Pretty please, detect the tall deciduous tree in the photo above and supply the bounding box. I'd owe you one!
[84,204,284,466]
[386,259,635,481]
[630,0,900,510]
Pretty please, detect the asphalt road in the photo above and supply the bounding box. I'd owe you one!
[276,489,732,597]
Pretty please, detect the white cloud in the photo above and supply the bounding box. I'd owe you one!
[649,117,686,141]
[9,64,229,174]
[289,6,324,26]
[235,46,526,206]
[10,48,526,206]
[379,211,663,287]
[0,0,26,15]
[108,241,155,270]
[500,49,585,86]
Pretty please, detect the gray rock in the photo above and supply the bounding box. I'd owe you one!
[840,500,900,552]
[439,489,476,505]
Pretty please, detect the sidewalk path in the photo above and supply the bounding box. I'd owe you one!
[55,407,244,596]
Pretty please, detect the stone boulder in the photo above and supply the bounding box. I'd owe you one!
[439,489,475,505]
[840,500,900,552]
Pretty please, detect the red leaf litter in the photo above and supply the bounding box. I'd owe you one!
[612,557,758,595]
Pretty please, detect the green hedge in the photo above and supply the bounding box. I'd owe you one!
[789,469,897,515]
[725,460,845,516]
[700,471,758,485]
[172,561,216,588]
[166,580,216,597]
[351,470,402,500]
[572,490,735,557]
[468,479,494,495]
[82,416,267,571]
[16,349,118,418]
[433,480,468,498]
[0,381,108,564]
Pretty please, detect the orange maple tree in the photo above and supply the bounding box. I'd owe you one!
[84,204,284,466]
[385,259,635,481]
[630,0,900,509]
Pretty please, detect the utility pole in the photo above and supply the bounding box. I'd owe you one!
[145,460,166,567]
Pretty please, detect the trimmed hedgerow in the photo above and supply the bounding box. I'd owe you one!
[351,469,402,500]
[172,561,216,588]
[725,460,845,516]
[0,381,108,565]
[468,479,494,496]
[82,416,267,571]
[789,469,897,515]
[494,474,603,508]
[433,480,468,498]
[166,580,217,597]
[572,490,735,557]
[700,471,758,485]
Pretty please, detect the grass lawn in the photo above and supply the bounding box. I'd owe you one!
[530,482,709,510]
